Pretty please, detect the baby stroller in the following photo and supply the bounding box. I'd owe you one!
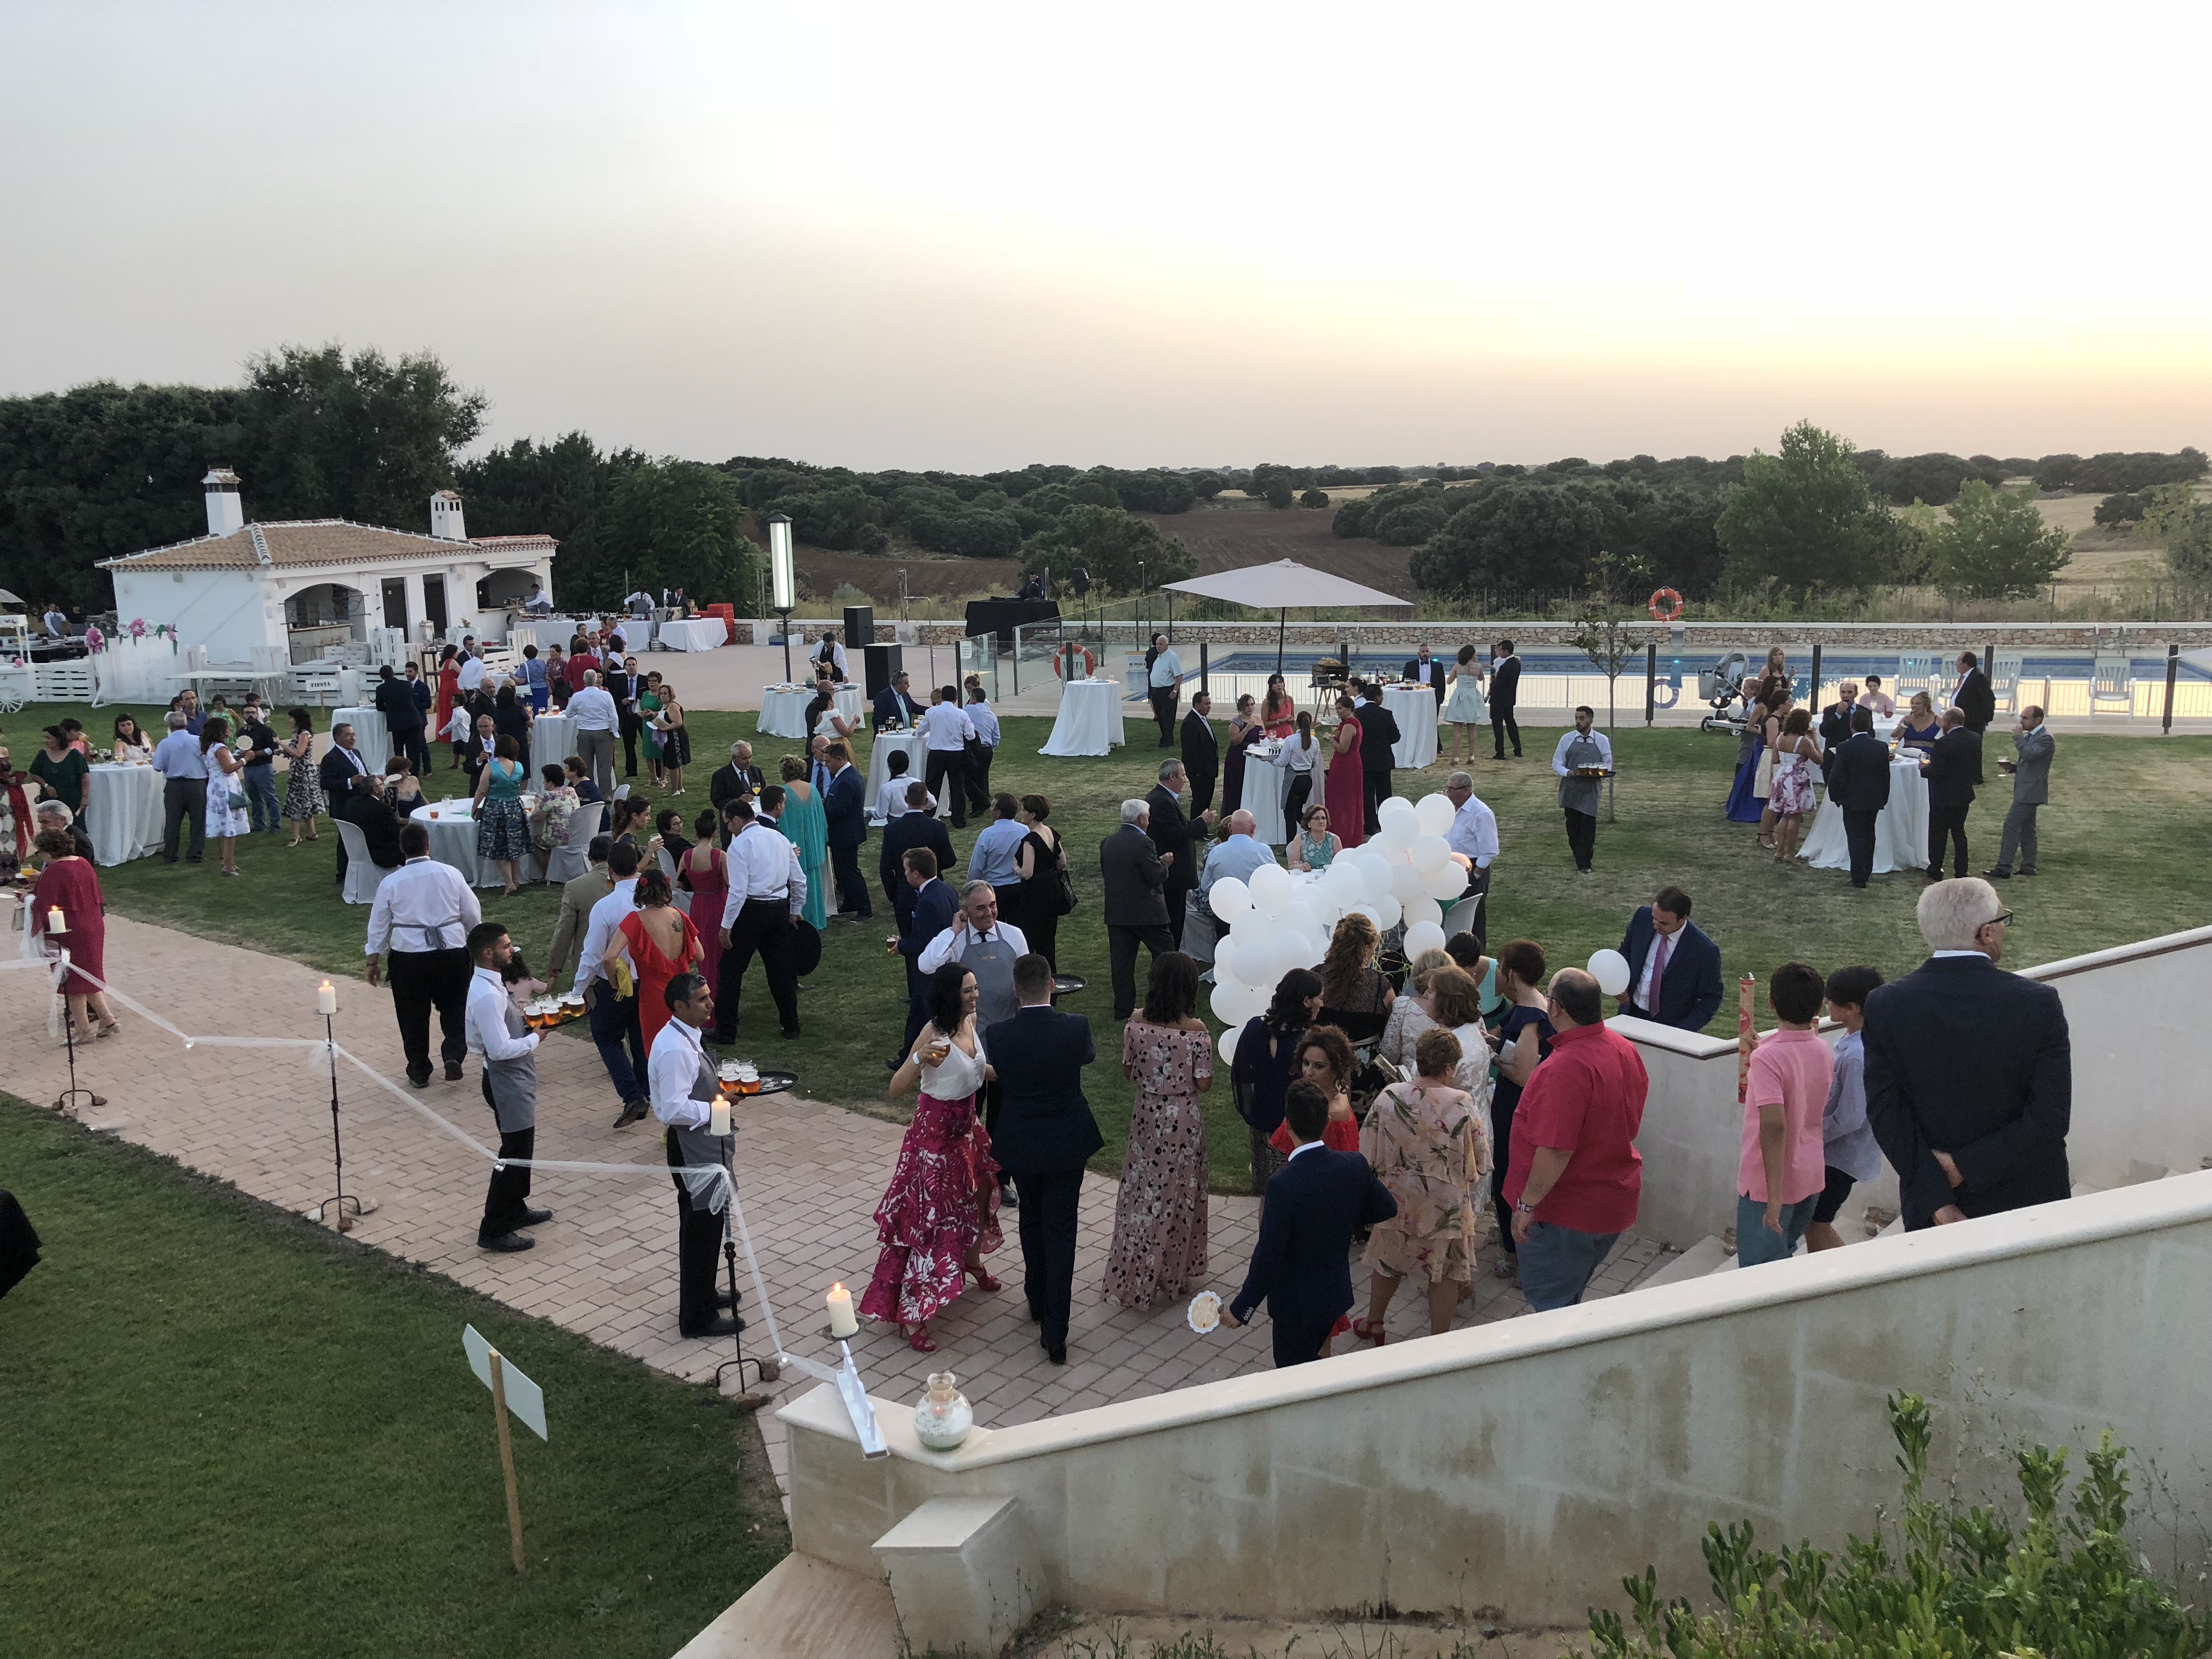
[1696,651,1754,736]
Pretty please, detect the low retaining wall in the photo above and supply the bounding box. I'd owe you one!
[783,1174,2212,1630]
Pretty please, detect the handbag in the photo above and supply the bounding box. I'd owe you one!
[1753,745,1776,797]
[1053,846,1077,916]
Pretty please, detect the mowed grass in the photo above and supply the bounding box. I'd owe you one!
[0,1094,787,1659]
[20,698,2212,1194]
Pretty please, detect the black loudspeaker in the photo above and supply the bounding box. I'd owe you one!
[861,642,903,701]
[843,604,875,655]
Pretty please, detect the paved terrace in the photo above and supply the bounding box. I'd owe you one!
[2,913,1663,1494]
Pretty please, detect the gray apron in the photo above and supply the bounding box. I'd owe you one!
[960,927,1022,1029]
[667,1043,735,1215]
[483,998,537,1135]
[1559,733,1605,816]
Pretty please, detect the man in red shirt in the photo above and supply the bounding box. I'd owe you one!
[1503,967,1647,1311]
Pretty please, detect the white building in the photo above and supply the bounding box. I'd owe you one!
[99,470,558,667]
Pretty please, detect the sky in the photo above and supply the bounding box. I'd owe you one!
[4,0,2207,472]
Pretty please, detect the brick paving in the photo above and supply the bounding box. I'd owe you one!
[2,913,1664,1496]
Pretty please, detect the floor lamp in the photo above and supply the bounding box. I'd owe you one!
[769,514,796,682]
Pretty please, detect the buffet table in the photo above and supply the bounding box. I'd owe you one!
[87,763,164,866]
[1799,757,1929,876]
[656,617,727,652]
[1381,684,1440,770]
[1038,679,1127,757]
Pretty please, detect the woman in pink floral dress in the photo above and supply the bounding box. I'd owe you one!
[1351,1025,1490,1346]
[1102,952,1215,1311]
[860,963,1003,1352]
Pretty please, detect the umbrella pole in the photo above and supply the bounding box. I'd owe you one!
[1277,608,1286,675]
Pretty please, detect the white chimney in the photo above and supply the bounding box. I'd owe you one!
[204,467,244,537]
[430,489,467,541]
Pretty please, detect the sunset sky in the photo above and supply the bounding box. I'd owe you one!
[5,1,2205,470]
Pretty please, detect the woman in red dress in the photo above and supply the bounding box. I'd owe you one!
[608,867,703,1053]
[1324,692,1367,849]
[29,827,119,1037]
[676,808,728,993]
[860,964,1002,1352]
[433,646,461,746]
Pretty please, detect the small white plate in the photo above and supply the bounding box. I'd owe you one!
[1187,1291,1222,1335]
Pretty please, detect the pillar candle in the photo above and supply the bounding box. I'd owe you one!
[48,906,67,935]
[826,1281,858,1338]
[317,980,338,1016]
[709,1098,731,1137]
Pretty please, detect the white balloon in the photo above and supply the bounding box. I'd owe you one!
[1408,834,1451,873]
[1354,853,1395,900]
[1211,876,1251,924]
[1424,860,1469,901]
[1236,980,1273,1024]
[1390,862,1430,906]
[1350,902,1387,932]
[1289,932,1326,970]
[1378,797,1417,834]
[1402,896,1443,932]
[1212,935,1243,986]
[1249,864,1294,918]
[1218,1025,1241,1068]
[1210,981,1248,1025]
[1588,947,1633,997]
[1403,920,1447,960]
[1279,901,1321,940]
[1414,793,1457,837]
[1375,815,1415,853]
[1267,934,1307,986]
[1373,894,1403,931]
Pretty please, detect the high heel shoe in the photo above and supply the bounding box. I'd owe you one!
[1349,1317,1387,1347]
[966,1263,1002,1294]
[902,1323,937,1353]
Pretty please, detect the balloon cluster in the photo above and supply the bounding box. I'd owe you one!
[1204,792,1470,1065]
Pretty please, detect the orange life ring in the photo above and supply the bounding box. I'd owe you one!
[1647,586,1684,622]
[1052,644,1098,679]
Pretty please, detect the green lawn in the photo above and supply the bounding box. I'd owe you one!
[16,698,2212,1193]
[0,1094,787,1659]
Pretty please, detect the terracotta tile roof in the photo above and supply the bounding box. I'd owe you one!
[100,520,557,571]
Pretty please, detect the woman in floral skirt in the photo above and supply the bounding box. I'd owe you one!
[1102,951,1215,1311]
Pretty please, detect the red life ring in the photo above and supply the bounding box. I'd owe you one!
[1052,644,1098,680]
[1647,586,1684,622]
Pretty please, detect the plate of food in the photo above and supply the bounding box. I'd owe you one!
[1187,1290,1223,1334]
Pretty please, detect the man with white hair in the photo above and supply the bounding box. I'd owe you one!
[35,800,93,863]
[709,740,764,822]
[1099,799,1173,1020]
[1862,878,2070,1230]
[1199,809,1276,899]
[567,669,620,798]
[1443,771,1499,934]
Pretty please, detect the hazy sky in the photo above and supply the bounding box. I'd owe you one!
[5,1,2206,471]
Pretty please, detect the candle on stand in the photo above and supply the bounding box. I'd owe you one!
[826,1280,859,1338]
[47,906,67,935]
[317,979,338,1016]
[709,1098,731,1137]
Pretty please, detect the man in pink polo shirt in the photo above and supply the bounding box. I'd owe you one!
[1503,967,1648,1311]
[1736,961,1836,1266]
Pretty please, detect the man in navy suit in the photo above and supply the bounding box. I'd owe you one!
[872,671,927,732]
[1825,707,1893,889]
[984,953,1101,1365]
[1224,1081,1398,1368]
[892,847,960,1067]
[820,741,871,920]
[880,780,955,927]
[1616,885,1723,1031]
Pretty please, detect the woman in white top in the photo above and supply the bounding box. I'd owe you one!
[1279,709,1320,829]
[200,718,252,877]
[860,964,1005,1352]
[1441,645,1489,766]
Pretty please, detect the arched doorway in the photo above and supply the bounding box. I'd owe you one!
[285,582,368,662]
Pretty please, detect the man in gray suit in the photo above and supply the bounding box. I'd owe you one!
[1985,705,2054,880]
[1100,798,1174,1020]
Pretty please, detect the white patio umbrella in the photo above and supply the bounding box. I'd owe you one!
[1162,560,1410,672]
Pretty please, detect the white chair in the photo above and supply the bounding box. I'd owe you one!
[657,846,680,884]
[1440,891,1485,944]
[544,803,602,885]
[1990,651,2025,715]
[2090,654,2132,717]
[334,819,392,905]
[1181,901,1220,966]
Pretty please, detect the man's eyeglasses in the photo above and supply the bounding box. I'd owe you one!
[1986,910,2013,929]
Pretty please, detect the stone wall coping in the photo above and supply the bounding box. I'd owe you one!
[780,1168,2212,1471]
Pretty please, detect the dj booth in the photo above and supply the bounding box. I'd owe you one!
[964,597,1061,648]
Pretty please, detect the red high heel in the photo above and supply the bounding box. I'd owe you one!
[902,1323,937,1353]
[966,1263,1002,1294]
[1349,1318,1387,1347]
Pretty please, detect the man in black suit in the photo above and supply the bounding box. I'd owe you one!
[1863,878,2069,1229]
[1615,885,1724,1030]
[1223,1080,1398,1367]
[1825,707,1893,888]
[318,721,376,885]
[610,657,648,777]
[1919,709,1980,882]
[984,953,1101,1364]
[1100,798,1174,1019]
[373,664,427,773]
[1402,644,1448,707]
[1355,680,1400,836]
[1816,680,1861,781]
[820,742,870,920]
[1180,692,1219,818]
[1489,638,1523,758]
[1146,761,1202,948]
[880,780,955,924]
[871,671,927,732]
[709,741,764,823]
[1953,650,1994,782]
[891,846,961,1065]
[350,776,407,870]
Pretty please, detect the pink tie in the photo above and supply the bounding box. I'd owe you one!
[1649,933,1669,1007]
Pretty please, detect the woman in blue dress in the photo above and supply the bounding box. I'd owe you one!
[1724,694,1773,826]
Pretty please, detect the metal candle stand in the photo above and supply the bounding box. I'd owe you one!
[309,1012,373,1231]
[50,951,107,1117]
[712,1233,779,1408]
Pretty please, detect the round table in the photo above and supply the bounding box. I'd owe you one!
[865,729,939,820]
[409,798,533,888]
[86,763,163,866]
[1800,758,1929,876]
[331,705,388,767]
[758,684,864,742]
[1237,740,1295,845]
[1381,685,1440,770]
[1038,679,1127,757]
[656,617,727,652]
[529,713,576,780]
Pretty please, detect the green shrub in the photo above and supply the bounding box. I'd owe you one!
[1587,1392,2211,1659]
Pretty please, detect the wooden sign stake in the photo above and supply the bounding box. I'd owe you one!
[489,1350,526,1574]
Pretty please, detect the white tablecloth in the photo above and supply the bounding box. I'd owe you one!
[657,618,727,652]
[529,714,575,780]
[1801,759,1929,875]
[1237,741,1307,846]
[87,764,163,866]
[331,705,389,766]
[758,686,813,740]
[1382,685,1440,769]
[408,799,515,887]
[1039,680,1127,757]
[866,730,934,820]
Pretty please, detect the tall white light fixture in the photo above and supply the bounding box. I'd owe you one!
[768,513,796,682]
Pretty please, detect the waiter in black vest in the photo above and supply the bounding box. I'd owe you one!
[464,922,554,1252]
[650,972,740,1338]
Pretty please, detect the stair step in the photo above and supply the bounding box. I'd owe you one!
[1641,1235,1731,1288]
[674,1553,900,1659]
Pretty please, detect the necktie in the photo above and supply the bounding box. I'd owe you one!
[1649,933,1669,1009]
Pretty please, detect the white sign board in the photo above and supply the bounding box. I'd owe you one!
[463,1324,548,1442]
